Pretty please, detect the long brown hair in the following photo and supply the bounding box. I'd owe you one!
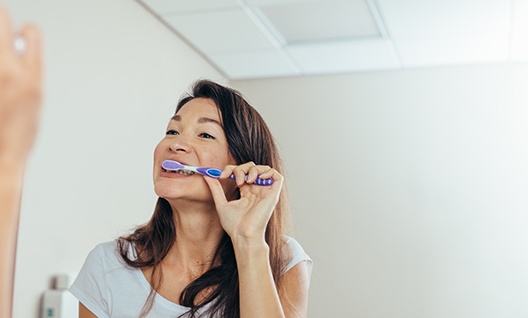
[117,80,290,317]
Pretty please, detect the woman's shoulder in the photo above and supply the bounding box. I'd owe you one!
[283,236,305,252]
[89,240,117,258]
[281,236,312,274]
[71,240,143,317]
[91,240,117,253]
[85,239,129,271]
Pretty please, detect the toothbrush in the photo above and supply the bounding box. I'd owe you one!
[161,160,274,186]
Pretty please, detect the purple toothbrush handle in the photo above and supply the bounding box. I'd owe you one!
[228,174,274,186]
[196,167,222,178]
[197,167,274,186]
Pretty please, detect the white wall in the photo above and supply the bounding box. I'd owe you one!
[233,64,528,318]
[6,1,225,317]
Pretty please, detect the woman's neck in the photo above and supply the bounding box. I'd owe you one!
[165,200,225,271]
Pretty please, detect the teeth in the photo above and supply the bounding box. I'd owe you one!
[163,168,195,175]
[176,169,195,175]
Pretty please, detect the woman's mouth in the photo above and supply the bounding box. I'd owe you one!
[161,168,195,176]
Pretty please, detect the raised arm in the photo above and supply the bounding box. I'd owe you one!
[0,6,42,318]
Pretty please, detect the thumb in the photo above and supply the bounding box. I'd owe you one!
[203,176,228,206]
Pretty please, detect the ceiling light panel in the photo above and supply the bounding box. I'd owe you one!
[378,0,510,39]
[140,0,240,15]
[163,9,277,53]
[287,39,400,73]
[255,0,380,44]
[377,0,511,65]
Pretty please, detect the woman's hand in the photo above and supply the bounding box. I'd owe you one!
[0,7,42,165]
[203,162,283,244]
[0,7,42,318]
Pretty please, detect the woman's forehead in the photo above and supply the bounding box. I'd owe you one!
[173,98,224,126]
[177,98,219,116]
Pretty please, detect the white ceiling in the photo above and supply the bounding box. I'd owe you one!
[138,0,528,80]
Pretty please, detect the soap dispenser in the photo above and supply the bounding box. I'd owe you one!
[41,274,78,318]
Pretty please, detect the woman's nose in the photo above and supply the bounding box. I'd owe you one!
[168,135,191,153]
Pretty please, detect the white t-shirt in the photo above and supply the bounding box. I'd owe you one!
[70,237,311,318]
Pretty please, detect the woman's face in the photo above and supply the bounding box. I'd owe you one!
[153,98,236,203]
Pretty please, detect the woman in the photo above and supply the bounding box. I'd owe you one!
[70,80,312,318]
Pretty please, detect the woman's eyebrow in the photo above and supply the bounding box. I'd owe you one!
[171,115,222,127]
[197,117,222,127]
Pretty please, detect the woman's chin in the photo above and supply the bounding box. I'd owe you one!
[154,183,213,203]
[154,182,183,199]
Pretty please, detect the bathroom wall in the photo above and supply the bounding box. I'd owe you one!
[233,64,528,317]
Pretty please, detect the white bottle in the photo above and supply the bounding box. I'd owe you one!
[41,274,78,318]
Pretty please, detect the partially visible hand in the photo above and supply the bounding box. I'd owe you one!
[0,6,42,164]
[203,162,283,244]
[0,8,42,318]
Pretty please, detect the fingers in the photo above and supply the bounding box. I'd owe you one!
[203,176,228,206]
[220,162,282,188]
[220,163,250,186]
[19,24,42,77]
[0,7,41,70]
[0,7,14,57]
[246,164,269,184]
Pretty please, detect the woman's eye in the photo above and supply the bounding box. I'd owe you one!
[199,133,215,139]
[166,130,179,135]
